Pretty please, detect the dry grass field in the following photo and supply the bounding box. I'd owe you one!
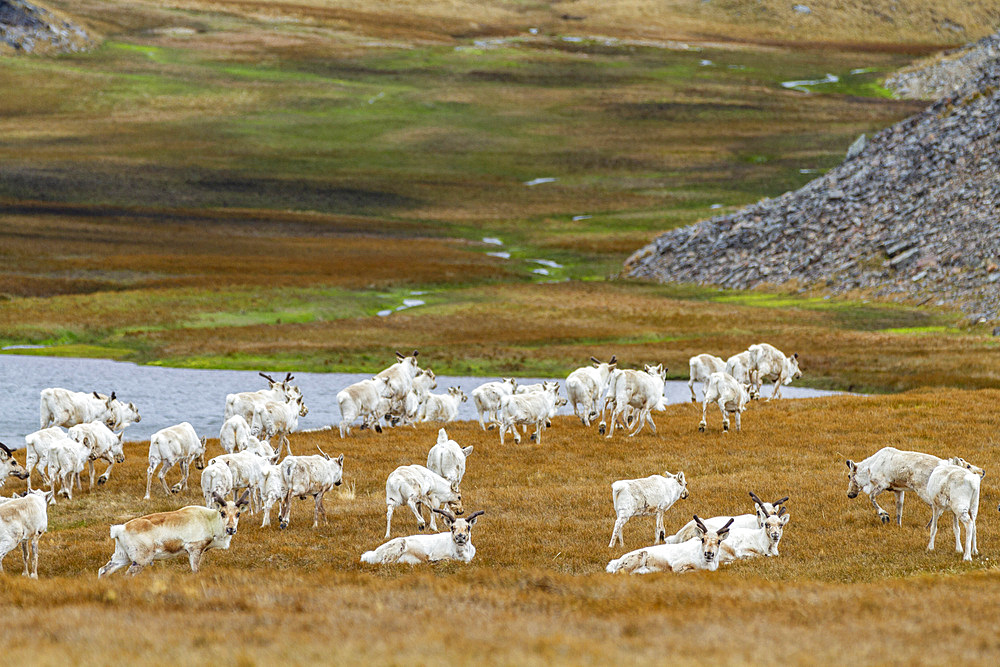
[2,389,1000,663]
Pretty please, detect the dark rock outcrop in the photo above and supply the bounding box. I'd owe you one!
[0,0,93,54]
[625,34,1000,322]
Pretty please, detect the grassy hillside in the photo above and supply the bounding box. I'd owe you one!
[2,389,999,662]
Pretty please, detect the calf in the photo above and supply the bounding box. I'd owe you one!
[0,489,48,578]
[256,463,287,528]
[600,364,667,438]
[98,492,249,577]
[687,354,725,402]
[471,378,518,430]
[361,509,485,565]
[384,464,464,538]
[251,395,308,456]
[45,436,89,502]
[609,470,688,547]
[219,415,255,454]
[426,428,474,492]
[418,387,468,423]
[566,355,617,426]
[0,443,29,491]
[698,372,750,433]
[208,451,267,513]
[200,460,234,508]
[67,422,125,489]
[24,426,70,490]
[337,376,393,438]
[278,449,345,529]
[724,351,759,400]
[846,447,984,526]
[747,343,801,400]
[497,381,563,444]
[927,461,981,561]
[607,516,733,574]
[145,423,207,500]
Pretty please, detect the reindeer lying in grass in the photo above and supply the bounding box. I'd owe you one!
[361,509,484,565]
[607,516,733,574]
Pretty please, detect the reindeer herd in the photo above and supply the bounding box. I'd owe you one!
[0,345,987,579]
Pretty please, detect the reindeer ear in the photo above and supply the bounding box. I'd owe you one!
[110,391,116,401]
[337,454,344,466]
[437,428,448,444]
[779,514,790,526]
[846,460,856,472]
[462,446,474,457]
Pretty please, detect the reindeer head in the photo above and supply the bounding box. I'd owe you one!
[749,491,789,526]
[948,456,985,478]
[294,395,309,417]
[374,375,395,399]
[0,442,29,480]
[420,369,438,390]
[694,515,733,564]
[762,507,790,547]
[845,460,867,498]
[316,447,345,486]
[784,353,802,383]
[671,471,689,500]
[112,431,126,464]
[501,378,517,393]
[394,350,420,370]
[448,387,468,403]
[433,508,483,547]
[643,363,667,381]
[213,490,250,535]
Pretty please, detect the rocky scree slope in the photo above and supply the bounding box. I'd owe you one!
[624,40,1000,322]
[0,0,92,54]
[887,31,1000,100]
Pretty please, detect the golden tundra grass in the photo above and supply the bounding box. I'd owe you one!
[2,389,1000,663]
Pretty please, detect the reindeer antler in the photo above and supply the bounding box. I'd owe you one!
[772,496,789,507]
[0,442,12,456]
[749,491,769,514]
[432,507,456,522]
[259,372,276,383]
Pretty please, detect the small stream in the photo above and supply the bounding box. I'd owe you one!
[0,355,844,446]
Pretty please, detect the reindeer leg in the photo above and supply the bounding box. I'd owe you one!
[867,483,892,524]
